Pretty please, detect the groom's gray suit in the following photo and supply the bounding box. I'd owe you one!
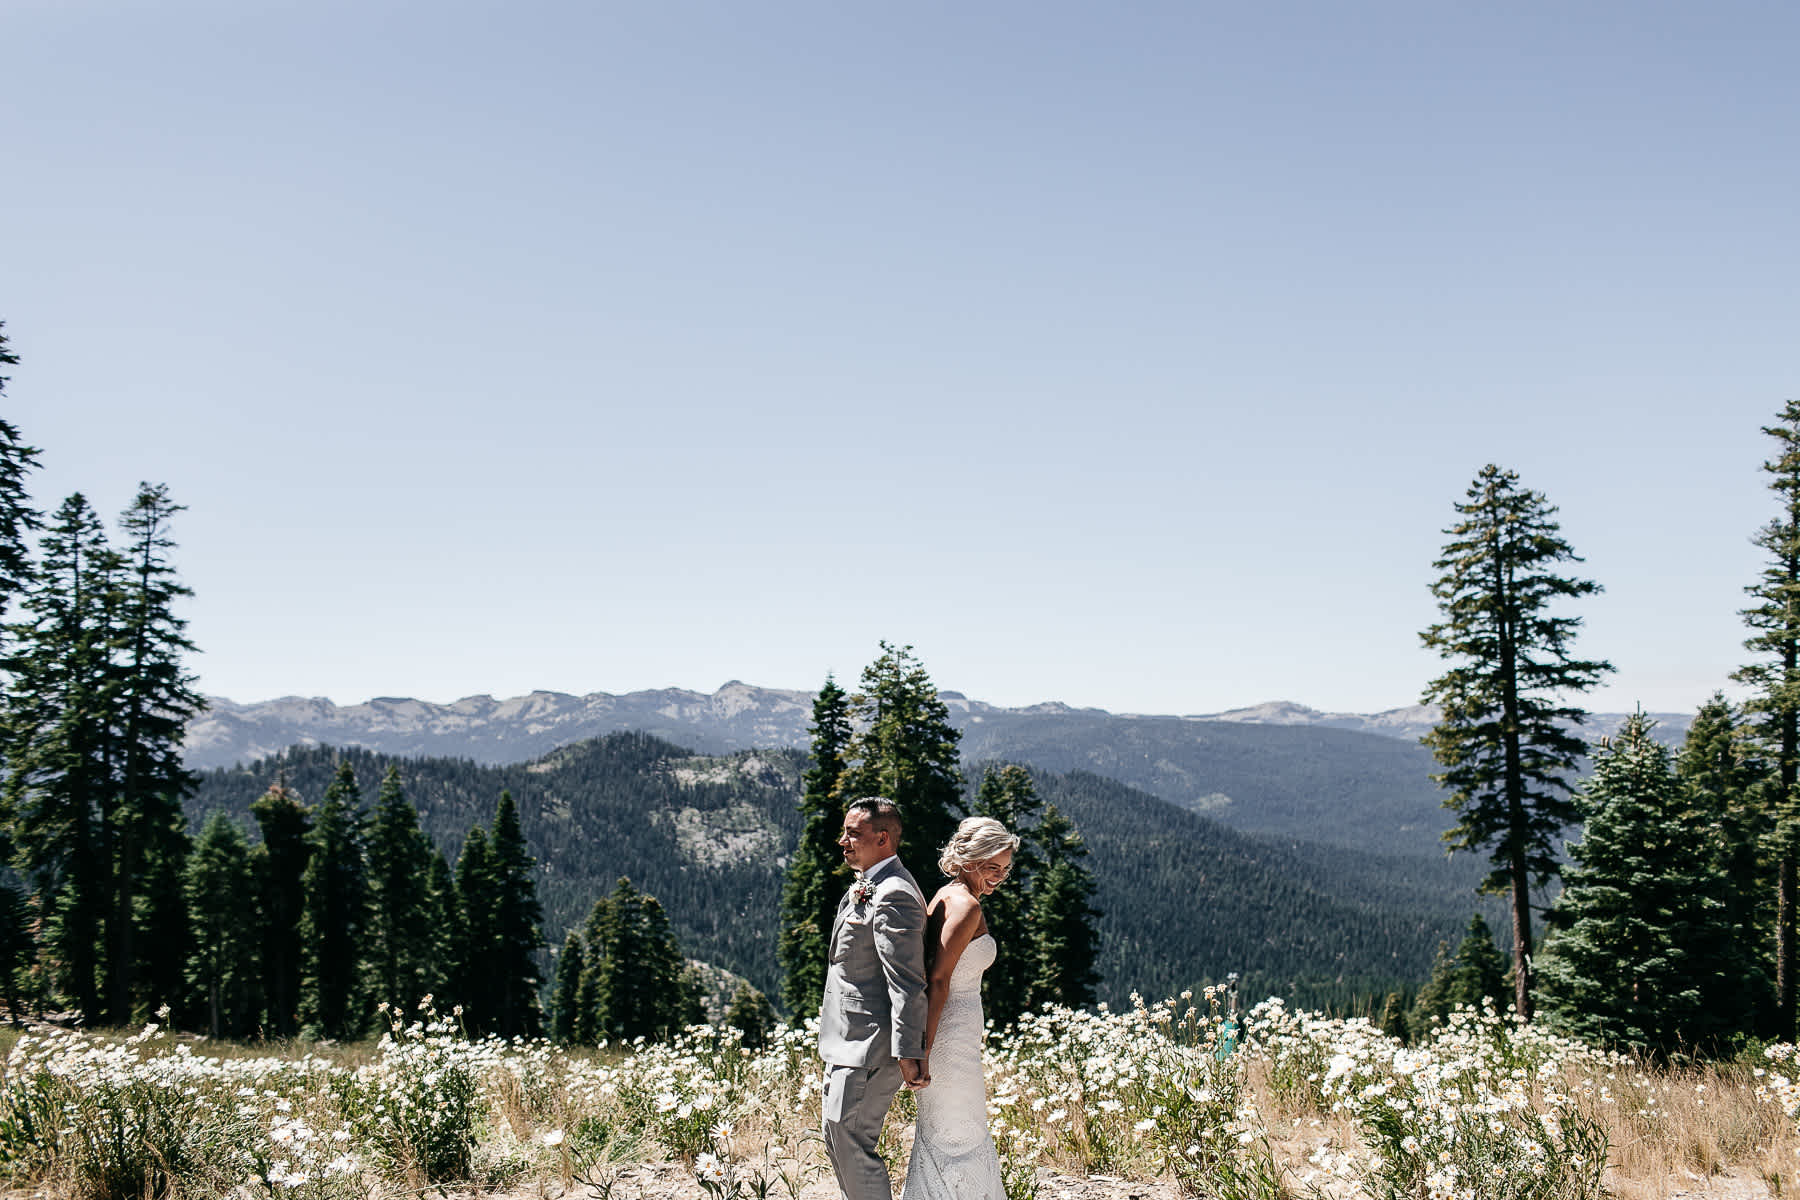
[818,855,928,1200]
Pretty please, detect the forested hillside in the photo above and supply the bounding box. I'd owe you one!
[191,736,802,1000]
[1029,769,1494,1006]
[958,712,1457,855]
[193,735,1489,1012]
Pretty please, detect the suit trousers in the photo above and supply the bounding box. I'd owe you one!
[822,1060,902,1200]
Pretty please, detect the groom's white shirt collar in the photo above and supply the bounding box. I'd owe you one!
[861,854,899,881]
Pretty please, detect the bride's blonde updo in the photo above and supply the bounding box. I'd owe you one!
[938,816,1020,879]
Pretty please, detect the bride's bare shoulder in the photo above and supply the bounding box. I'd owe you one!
[928,883,981,920]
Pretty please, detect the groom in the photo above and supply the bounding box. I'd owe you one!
[818,796,929,1200]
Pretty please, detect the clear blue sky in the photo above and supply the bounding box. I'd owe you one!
[5,1,1795,716]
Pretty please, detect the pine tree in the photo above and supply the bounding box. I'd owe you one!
[972,764,1043,1029]
[110,483,203,1023]
[0,883,29,1023]
[573,934,605,1044]
[1444,914,1508,1011]
[423,850,461,1007]
[1024,804,1100,1011]
[1677,694,1772,1026]
[841,642,964,872]
[778,675,852,1018]
[0,331,40,1025]
[298,761,371,1039]
[1379,992,1409,1043]
[1536,714,1755,1054]
[187,812,260,1038]
[677,964,708,1028]
[0,323,41,620]
[487,790,545,1037]
[1407,940,1455,1037]
[453,826,501,1033]
[135,808,191,1020]
[584,877,685,1042]
[4,494,118,1020]
[549,930,585,1044]
[250,779,312,1036]
[364,766,436,1012]
[1420,465,1612,1020]
[1733,400,1800,1037]
[725,980,775,1049]
[639,894,688,1037]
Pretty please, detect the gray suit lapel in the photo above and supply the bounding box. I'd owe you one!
[829,876,856,943]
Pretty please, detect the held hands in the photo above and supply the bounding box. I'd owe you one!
[901,1057,930,1090]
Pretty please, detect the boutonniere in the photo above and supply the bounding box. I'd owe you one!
[851,877,875,905]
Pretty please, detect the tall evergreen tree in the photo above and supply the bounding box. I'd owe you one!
[583,877,686,1042]
[109,483,203,1023]
[778,674,852,1018]
[1407,940,1456,1036]
[1024,804,1099,1012]
[636,892,688,1037]
[0,323,41,619]
[1445,913,1508,1011]
[0,884,30,1023]
[423,849,461,1007]
[725,980,775,1049]
[1677,694,1772,1026]
[0,327,41,992]
[135,808,191,1020]
[250,779,312,1036]
[4,494,118,1020]
[487,790,545,1037]
[677,964,709,1028]
[841,643,964,872]
[1536,714,1755,1053]
[453,826,501,1032]
[364,766,436,1012]
[549,930,585,1044]
[972,764,1044,1029]
[186,812,260,1038]
[298,761,371,1039]
[1420,465,1612,1020]
[1733,400,1800,1037]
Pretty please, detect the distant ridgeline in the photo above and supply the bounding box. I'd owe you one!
[187,686,1689,862]
[190,733,1493,1013]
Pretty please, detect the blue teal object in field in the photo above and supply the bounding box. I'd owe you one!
[1215,1019,1239,1058]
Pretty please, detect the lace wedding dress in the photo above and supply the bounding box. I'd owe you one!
[902,932,1004,1200]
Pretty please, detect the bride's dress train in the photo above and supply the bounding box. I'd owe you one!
[902,932,1004,1200]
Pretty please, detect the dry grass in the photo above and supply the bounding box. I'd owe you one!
[1236,1051,1800,1200]
[1587,1060,1794,1200]
[5,1009,1800,1200]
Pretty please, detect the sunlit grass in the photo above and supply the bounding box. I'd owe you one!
[0,995,1793,1199]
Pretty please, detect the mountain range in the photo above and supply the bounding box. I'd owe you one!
[184,683,1692,859]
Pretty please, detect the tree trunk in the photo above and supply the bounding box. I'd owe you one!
[1511,842,1534,1021]
[1781,583,1798,1039]
[1781,851,1796,1037]
[1495,543,1534,1020]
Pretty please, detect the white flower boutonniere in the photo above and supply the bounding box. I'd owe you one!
[851,877,875,905]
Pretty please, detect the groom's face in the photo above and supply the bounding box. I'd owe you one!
[838,810,889,871]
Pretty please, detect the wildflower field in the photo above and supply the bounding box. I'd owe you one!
[0,996,1795,1200]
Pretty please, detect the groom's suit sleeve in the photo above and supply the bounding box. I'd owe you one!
[872,883,928,1060]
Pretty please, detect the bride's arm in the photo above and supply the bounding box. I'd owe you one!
[921,891,983,1061]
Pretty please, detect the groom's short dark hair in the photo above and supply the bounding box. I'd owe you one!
[847,796,903,841]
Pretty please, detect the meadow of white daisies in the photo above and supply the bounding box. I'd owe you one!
[1,991,1797,1200]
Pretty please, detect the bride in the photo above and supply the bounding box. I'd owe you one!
[902,816,1019,1200]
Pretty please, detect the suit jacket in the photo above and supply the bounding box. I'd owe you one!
[817,857,928,1066]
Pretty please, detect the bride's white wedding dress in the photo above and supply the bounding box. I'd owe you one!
[903,932,1004,1200]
